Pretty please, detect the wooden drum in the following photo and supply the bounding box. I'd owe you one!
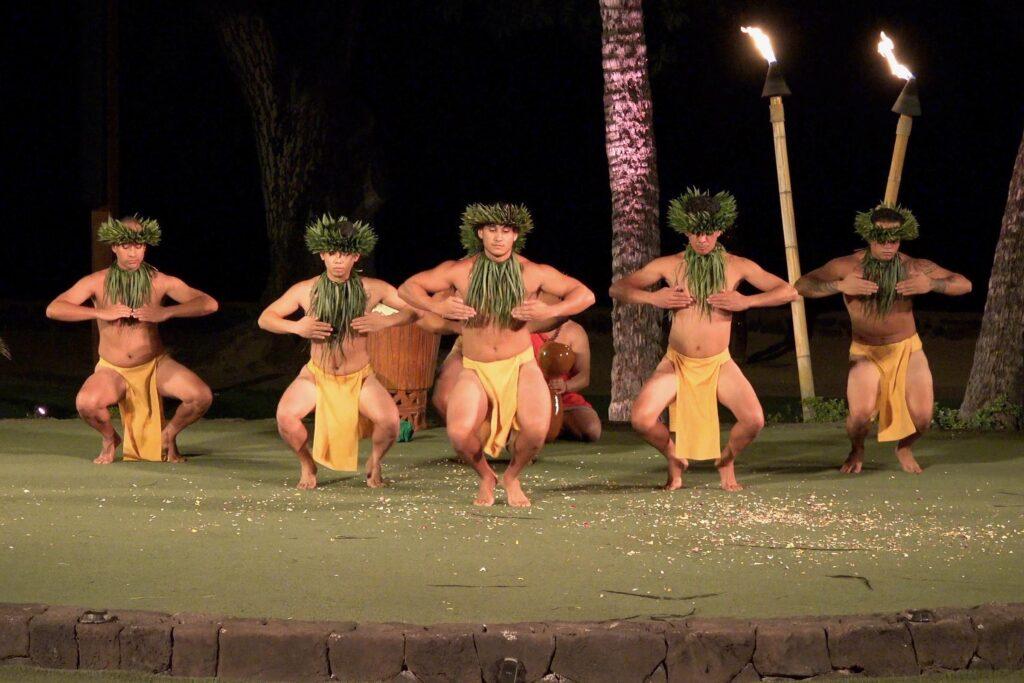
[365,313,440,432]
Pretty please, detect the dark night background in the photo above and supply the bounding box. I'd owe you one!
[4,0,1023,311]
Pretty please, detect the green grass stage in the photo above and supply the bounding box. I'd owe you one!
[1,419,1022,626]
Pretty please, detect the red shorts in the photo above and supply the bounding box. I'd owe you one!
[560,392,592,410]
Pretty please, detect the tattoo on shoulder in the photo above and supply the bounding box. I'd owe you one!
[811,279,839,294]
[917,259,938,275]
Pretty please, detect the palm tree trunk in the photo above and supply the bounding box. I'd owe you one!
[960,129,1024,422]
[600,0,662,422]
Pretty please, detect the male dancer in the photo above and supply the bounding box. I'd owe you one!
[259,215,417,489]
[46,216,218,463]
[399,203,594,506]
[796,205,971,473]
[610,189,796,491]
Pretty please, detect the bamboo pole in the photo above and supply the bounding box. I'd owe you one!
[883,114,913,204]
[769,96,815,417]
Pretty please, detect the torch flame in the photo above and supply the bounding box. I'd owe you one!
[877,31,914,81]
[741,27,777,64]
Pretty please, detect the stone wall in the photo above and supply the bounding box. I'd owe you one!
[1,602,1021,681]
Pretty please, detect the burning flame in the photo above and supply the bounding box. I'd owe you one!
[741,27,776,64]
[877,31,914,81]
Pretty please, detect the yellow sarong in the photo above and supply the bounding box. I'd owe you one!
[96,355,165,462]
[666,347,731,461]
[462,346,535,458]
[306,362,372,471]
[849,334,923,442]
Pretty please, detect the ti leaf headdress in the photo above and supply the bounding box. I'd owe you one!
[668,188,738,235]
[97,215,161,246]
[854,204,919,243]
[305,214,377,255]
[459,203,534,254]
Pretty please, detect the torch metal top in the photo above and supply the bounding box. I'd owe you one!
[892,78,921,117]
[761,61,791,98]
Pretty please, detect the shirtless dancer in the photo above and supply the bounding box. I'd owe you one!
[259,215,418,489]
[46,216,218,464]
[796,205,971,473]
[399,203,594,506]
[610,189,797,491]
[434,313,601,442]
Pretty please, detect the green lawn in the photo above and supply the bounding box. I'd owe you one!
[1,419,1022,625]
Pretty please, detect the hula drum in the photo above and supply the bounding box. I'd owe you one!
[537,340,576,443]
[360,305,440,433]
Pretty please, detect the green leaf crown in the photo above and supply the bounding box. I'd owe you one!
[305,214,377,255]
[854,204,919,243]
[97,215,161,246]
[668,188,738,235]
[459,203,534,254]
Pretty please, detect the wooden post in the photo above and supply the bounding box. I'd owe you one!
[769,96,815,418]
[884,114,913,204]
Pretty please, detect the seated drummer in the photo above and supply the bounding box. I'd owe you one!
[431,292,601,442]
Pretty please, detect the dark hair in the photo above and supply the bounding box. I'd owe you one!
[870,207,905,226]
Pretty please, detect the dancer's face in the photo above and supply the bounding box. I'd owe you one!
[686,230,722,255]
[477,225,517,261]
[111,243,146,271]
[321,251,360,281]
[868,222,902,260]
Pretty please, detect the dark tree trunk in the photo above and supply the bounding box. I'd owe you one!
[216,12,329,300]
[600,0,662,422]
[961,129,1024,422]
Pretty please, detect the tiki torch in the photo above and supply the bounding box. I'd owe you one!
[741,27,816,417]
[877,31,921,204]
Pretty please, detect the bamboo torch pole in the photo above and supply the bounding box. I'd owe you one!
[742,27,815,419]
[878,32,920,204]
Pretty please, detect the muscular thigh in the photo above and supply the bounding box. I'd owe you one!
[359,375,399,424]
[433,353,462,404]
[79,368,126,406]
[904,349,934,420]
[277,368,317,420]
[446,369,489,434]
[847,357,881,414]
[155,357,209,402]
[515,361,551,435]
[632,357,677,422]
[716,360,762,422]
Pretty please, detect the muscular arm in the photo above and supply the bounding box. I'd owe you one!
[369,280,421,328]
[738,258,799,307]
[915,259,973,296]
[397,261,460,315]
[564,324,591,393]
[795,258,851,299]
[45,274,108,322]
[159,277,219,318]
[257,284,307,335]
[535,265,595,317]
[608,259,668,305]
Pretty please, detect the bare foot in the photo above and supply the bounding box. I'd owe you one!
[716,450,744,492]
[162,431,186,463]
[895,446,923,474]
[840,449,864,474]
[297,463,318,490]
[663,456,688,491]
[365,459,385,488]
[474,472,498,506]
[93,433,121,464]
[501,474,532,507]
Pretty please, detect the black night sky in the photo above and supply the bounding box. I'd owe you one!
[5,1,1023,309]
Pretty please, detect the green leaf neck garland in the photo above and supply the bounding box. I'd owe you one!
[679,245,727,318]
[309,272,368,357]
[860,252,907,318]
[103,262,156,310]
[465,254,526,329]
